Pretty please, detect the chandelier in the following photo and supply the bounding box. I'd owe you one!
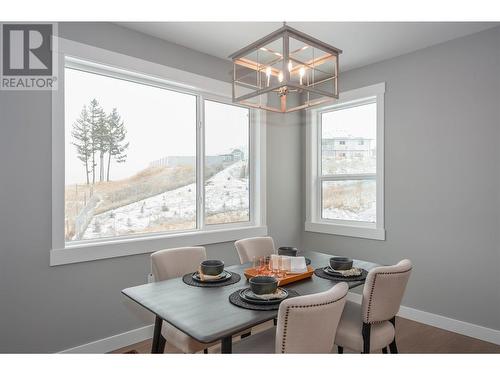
[229,23,342,113]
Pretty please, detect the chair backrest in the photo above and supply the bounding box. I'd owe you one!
[151,246,207,281]
[361,259,413,324]
[234,236,276,264]
[275,282,348,353]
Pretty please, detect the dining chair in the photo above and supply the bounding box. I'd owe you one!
[335,259,413,354]
[151,246,214,354]
[232,282,349,354]
[234,236,280,326]
[234,236,276,264]
[151,246,250,354]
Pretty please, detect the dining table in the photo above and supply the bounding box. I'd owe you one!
[121,250,380,354]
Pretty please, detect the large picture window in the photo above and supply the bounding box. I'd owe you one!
[51,42,266,266]
[306,83,385,240]
[65,67,197,241]
[59,54,262,255]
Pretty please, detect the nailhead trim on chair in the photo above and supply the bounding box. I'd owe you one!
[364,268,412,324]
[280,293,347,353]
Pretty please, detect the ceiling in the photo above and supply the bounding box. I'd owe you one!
[118,22,498,72]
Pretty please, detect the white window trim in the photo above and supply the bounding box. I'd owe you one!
[305,82,385,241]
[51,38,267,266]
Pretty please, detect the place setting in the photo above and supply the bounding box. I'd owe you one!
[182,260,241,287]
[229,275,299,311]
[314,256,368,282]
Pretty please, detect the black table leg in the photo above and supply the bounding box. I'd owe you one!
[221,336,232,354]
[151,315,163,353]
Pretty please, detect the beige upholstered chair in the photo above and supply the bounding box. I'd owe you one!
[151,246,250,354]
[233,283,349,354]
[335,259,413,354]
[151,246,215,353]
[234,236,276,264]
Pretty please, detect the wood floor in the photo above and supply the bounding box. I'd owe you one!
[112,317,500,354]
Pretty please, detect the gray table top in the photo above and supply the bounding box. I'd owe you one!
[122,251,380,343]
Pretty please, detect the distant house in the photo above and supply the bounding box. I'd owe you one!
[322,137,374,159]
[220,149,244,162]
[149,149,245,168]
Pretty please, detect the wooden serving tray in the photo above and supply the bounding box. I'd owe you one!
[243,265,315,286]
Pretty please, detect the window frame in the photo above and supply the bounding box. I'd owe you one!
[51,38,267,266]
[305,82,385,240]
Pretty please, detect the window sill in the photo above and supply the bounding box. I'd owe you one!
[304,221,385,241]
[50,225,268,266]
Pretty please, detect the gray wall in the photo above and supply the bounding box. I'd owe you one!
[303,26,500,330]
[0,22,263,353]
[266,97,304,248]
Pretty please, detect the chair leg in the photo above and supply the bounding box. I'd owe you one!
[337,346,344,354]
[389,316,398,354]
[389,341,398,354]
[382,347,388,354]
[158,335,166,353]
[362,323,371,354]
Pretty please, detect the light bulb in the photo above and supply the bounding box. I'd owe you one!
[265,66,272,87]
[299,67,305,85]
[278,71,283,83]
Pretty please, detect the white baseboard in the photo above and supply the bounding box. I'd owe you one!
[59,324,154,353]
[347,292,500,345]
[58,295,500,353]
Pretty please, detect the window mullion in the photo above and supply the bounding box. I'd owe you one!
[196,96,205,231]
[320,173,376,181]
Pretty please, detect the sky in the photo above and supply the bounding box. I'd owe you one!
[65,68,248,185]
[321,102,377,145]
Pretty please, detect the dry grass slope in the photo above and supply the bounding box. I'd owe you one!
[65,164,221,240]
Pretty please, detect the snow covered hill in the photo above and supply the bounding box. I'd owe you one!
[81,161,249,240]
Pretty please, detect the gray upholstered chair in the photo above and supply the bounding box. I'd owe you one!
[233,282,349,354]
[335,259,413,354]
[234,236,276,264]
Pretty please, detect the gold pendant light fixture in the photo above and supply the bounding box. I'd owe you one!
[229,23,342,113]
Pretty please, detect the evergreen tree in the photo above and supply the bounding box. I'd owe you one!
[105,108,129,181]
[87,99,106,184]
[71,106,92,184]
[72,101,129,184]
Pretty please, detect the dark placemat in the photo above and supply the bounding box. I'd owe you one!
[314,268,368,282]
[229,288,300,311]
[182,271,241,287]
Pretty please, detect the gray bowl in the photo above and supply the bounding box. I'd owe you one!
[200,260,224,276]
[278,247,298,257]
[249,276,278,295]
[329,257,353,270]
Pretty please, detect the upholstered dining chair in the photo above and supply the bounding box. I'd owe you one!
[232,282,349,354]
[234,236,276,264]
[335,259,413,354]
[151,246,250,354]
